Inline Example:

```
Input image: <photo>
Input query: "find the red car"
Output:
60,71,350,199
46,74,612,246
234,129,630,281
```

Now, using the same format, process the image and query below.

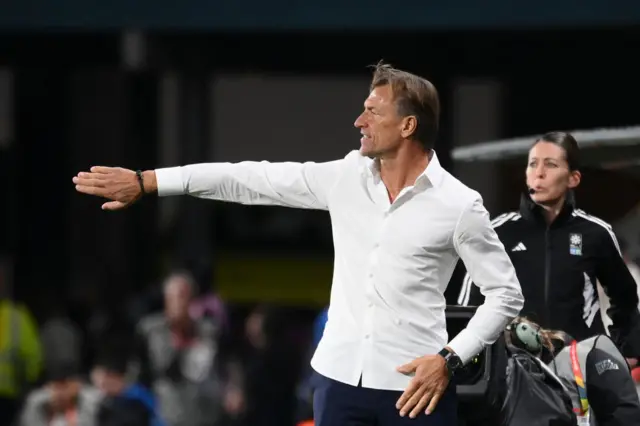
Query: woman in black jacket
455,131,640,362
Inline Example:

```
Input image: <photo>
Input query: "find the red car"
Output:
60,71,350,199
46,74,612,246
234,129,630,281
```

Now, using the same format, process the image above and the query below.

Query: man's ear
400,116,417,139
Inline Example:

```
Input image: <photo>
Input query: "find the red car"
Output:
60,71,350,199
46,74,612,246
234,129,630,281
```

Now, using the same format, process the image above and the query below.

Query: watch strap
438,348,462,378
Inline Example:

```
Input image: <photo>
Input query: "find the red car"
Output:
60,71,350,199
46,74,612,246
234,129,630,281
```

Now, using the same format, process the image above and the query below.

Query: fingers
75,185,108,197
400,387,444,418
73,176,106,188
397,378,447,418
90,166,115,174
396,379,419,411
410,391,433,418
102,201,127,211
72,173,108,197
399,383,428,417
425,389,443,415
396,361,416,374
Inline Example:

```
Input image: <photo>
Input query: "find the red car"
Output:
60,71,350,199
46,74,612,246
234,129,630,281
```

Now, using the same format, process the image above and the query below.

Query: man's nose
354,113,365,128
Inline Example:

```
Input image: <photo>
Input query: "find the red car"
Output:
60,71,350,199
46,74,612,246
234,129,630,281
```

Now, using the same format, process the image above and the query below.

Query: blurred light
121,30,146,71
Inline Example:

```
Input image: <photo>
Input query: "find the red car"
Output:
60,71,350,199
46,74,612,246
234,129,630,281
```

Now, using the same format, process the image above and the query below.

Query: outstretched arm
73,155,350,211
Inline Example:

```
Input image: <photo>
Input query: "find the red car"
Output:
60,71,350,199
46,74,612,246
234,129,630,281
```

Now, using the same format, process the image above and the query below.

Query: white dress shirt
155,150,523,391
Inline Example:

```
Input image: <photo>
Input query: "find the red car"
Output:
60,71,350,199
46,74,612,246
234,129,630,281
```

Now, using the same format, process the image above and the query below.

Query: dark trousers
313,373,457,426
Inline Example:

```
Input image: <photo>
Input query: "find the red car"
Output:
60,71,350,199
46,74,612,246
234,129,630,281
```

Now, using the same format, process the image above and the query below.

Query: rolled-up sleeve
447,197,524,364
154,153,352,210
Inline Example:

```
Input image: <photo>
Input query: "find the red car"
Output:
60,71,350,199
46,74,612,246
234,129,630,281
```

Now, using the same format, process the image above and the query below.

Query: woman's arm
595,230,640,358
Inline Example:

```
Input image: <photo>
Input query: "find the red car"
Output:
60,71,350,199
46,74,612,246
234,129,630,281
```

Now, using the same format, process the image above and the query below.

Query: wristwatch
438,347,463,379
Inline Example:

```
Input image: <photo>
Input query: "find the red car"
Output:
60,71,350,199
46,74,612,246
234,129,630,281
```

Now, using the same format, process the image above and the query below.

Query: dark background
4,27,640,305
0,0,639,325
0,5,639,425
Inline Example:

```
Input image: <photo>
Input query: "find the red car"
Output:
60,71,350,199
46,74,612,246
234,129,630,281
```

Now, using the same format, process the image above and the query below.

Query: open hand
73,166,148,210
395,354,449,418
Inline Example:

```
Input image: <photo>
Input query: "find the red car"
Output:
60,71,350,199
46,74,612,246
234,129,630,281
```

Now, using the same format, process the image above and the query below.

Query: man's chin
359,146,377,159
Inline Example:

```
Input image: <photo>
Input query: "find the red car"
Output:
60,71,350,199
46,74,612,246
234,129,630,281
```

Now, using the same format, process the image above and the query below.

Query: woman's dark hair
532,131,580,171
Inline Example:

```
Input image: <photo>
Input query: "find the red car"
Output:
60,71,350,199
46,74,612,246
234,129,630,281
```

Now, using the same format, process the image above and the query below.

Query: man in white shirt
73,63,523,426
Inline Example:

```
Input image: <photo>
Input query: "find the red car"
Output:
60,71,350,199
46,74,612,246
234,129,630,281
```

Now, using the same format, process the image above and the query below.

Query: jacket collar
519,190,576,227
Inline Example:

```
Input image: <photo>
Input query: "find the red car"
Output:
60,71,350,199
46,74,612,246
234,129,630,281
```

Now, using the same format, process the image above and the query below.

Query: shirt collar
365,150,444,189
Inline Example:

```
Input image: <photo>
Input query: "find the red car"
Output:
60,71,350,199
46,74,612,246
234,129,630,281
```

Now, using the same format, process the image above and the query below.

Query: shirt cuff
446,329,484,365
155,167,185,197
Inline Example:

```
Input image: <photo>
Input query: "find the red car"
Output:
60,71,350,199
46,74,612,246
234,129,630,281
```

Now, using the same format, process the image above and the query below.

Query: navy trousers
313,373,457,426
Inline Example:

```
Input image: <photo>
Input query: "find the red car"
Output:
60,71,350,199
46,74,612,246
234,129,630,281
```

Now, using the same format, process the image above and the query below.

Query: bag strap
570,340,589,415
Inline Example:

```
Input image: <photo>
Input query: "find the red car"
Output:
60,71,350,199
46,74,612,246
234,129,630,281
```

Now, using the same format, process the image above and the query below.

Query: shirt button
369,273,373,278
365,334,370,339
373,242,379,249
368,302,373,308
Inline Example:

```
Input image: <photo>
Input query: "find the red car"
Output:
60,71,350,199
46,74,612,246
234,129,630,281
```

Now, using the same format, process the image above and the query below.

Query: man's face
164,278,192,322
354,84,407,158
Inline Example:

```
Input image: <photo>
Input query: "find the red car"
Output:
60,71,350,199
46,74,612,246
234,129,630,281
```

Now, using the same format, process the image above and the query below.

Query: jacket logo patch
595,359,619,375
570,233,583,256
512,242,527,252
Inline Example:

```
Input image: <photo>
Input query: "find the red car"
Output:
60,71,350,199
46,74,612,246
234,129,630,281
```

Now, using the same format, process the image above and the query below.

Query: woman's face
526,141,580,205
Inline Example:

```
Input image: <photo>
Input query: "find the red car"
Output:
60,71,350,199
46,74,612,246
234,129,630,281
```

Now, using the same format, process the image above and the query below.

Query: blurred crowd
1,234,640,426
0,265,316,426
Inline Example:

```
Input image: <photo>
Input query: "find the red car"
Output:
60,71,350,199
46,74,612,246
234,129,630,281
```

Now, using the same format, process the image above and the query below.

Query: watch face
448,355,462,370
438,349,462,372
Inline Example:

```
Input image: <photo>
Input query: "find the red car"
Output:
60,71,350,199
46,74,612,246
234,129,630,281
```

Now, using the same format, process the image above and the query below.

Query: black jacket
454,192,640,357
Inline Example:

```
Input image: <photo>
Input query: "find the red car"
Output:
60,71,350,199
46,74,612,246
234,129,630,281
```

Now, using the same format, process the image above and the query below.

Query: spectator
234,305,298,426
0,256,43,425
19,361,101,426
295,306,329,424
92,349,163,426
134,271,224,426
40,296,83,383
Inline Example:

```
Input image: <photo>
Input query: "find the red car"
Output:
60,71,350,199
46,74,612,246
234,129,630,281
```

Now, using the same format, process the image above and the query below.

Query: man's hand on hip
73,166,157,211
395,354,449,418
